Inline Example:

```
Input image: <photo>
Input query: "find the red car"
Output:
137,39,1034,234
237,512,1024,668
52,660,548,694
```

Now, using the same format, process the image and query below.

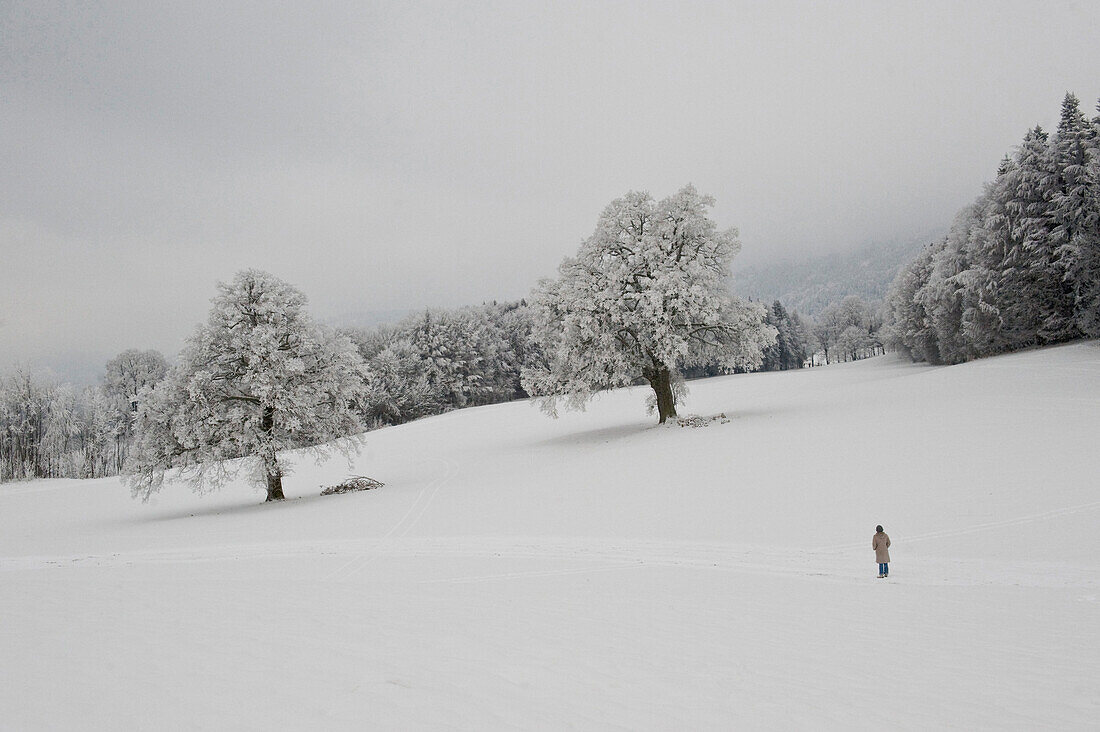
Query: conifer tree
762,301,809,370
1048,93,1093,339
922,205,981,364
960,160,1014,354
1063,98,1100,336
1001,127,1062,344
889,92,1100,362
886,245,939,363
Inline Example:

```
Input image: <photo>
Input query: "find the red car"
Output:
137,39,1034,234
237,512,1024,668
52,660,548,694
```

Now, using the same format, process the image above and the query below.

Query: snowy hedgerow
523,185,775,424
125,270,368,502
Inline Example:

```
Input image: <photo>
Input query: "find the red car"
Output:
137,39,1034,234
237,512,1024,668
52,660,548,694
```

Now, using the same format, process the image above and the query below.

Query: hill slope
2,342,1099,729
731,235,932,313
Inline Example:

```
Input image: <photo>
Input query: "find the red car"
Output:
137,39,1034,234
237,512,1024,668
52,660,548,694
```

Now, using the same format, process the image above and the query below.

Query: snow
3,342,1099,729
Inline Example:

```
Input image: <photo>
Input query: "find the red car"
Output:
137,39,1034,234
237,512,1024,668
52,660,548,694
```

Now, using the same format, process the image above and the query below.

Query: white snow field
2,343,1099,730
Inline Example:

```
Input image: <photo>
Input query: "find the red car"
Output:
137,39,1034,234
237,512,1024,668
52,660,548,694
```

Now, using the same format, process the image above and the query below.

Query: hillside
2,342,1098,729
731,235,935,314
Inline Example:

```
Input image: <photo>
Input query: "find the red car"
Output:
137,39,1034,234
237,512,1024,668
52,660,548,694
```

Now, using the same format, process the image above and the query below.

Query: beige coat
873,532,891,563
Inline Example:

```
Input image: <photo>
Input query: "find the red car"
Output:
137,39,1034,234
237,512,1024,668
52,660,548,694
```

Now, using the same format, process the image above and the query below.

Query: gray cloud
3,0,1100,380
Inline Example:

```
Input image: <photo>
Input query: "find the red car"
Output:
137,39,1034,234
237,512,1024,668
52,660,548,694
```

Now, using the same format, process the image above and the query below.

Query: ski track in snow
322,456,457,582
4,533,1096,589
9,477,1099,589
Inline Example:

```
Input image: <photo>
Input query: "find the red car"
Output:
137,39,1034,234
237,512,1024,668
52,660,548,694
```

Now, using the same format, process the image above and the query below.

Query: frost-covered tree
888,92,1100,363
1051,96,1092,234
959,161,1014,355
919,205,987,365
811,311,840,365
792,310,819,365
1053,96,1100,337
104,349,168,413
102,349,168,472
885,245,940,363
360,337,445,425
45,385,114,479
402,308,510,409
495,301,544,398
1076,102,1100,335
0,369,116,481
1008,126,1077,343
126,270,368,502
835,325,870,362
41,383,78,479
812,295,878,364
0,368,52,481
523,185,774,424
348,301,536,426
762,301,810,371
75,386,114,478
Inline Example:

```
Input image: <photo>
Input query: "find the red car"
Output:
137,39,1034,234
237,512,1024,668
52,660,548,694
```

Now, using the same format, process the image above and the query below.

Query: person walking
873,525,891,578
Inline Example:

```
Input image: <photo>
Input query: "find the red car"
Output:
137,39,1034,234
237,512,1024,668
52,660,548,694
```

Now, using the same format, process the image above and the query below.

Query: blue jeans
878,563,889,576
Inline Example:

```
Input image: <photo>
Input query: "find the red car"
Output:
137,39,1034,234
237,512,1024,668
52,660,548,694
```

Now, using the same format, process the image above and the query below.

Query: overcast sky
3,0,1099,382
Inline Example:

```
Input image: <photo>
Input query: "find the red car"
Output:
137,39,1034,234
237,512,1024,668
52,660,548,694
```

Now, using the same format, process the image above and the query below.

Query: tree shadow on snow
536,406,795,449
137,490,342,524
534,421,659,448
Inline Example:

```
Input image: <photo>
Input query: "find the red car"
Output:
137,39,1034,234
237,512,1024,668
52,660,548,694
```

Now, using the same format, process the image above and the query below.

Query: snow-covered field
2,343,1099,730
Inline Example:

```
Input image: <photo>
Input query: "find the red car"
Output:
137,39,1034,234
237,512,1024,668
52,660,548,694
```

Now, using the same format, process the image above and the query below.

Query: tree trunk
266,469,285,502
260,406,285,501
648,367,677,424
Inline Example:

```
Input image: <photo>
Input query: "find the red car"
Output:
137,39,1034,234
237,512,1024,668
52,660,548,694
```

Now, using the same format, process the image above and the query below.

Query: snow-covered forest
0,351,166,483
887,93,1100,364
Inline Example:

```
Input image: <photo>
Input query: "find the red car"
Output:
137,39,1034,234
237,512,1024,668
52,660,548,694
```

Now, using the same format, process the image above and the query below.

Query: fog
3,0,1099,381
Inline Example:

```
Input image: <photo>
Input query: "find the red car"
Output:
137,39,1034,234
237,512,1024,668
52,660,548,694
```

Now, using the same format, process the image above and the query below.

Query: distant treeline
694,294,885,378
0,351,166,482
887,93,1100,364
343,301,545,427
345,295,883,423
0,305,542,483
